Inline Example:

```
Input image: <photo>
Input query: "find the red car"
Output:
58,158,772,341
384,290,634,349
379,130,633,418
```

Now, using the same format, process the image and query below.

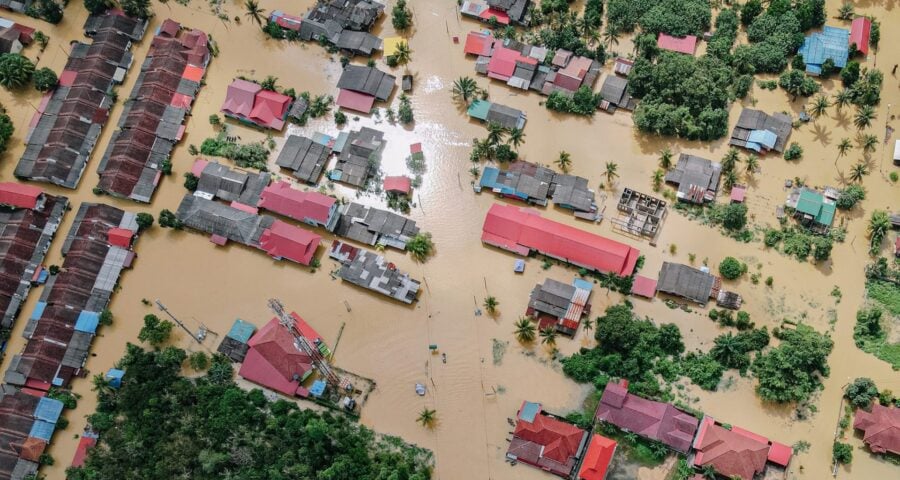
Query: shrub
832,441,852,465
135,213,154,231
783,142,803,161
845,377,879,409
721,203,747,231
32,67,57,91
719,257,743,279
836,184,866,209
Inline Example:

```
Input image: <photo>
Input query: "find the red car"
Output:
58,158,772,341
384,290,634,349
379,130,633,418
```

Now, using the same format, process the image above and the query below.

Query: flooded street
1,1,898,479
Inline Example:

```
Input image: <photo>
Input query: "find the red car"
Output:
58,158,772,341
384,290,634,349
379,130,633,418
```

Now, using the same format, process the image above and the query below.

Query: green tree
721,148,740,173
833,441,852,465
602,28,620,48
744,154,759,176
244,0,265,27
0,54,35,89
417,407,436,428
836,137,852,163
32,67,57,92
604,162,619,185
392,41,411,67
406,232,434,262
837,2,855,21
99,309,113,327
507,127,525,150
514,317,536,343
750,324,834,403
859,133,878,154
722,203,747,231
539,327,558,346
84,0,114,14
260,75,278,91
392,0,412,30
659,148,673,170
836,184,865,209
844,377,879,408
651,169,664,191
188,351,210,371
867,210,890,256
451,76,477,104
0,112,14,154
486,122,505,146
158,209,183,229
483,296,499,316
833,88,852,111
783,142,803,161
853,105,875,130
741,0,763,25
779,69,819,99
138,314,174,348
718,257,743,280
555,151,572,173
398,93,414,124
135,213,154,231
849,162,868,182
808,94,830,120
120,0,152,19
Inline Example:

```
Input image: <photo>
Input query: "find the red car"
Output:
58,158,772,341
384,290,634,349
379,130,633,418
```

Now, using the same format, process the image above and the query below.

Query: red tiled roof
0,182,42,209
850,17,872,55
221,79,262,118
107,227,134,248
383,175,412,194
238,318,314,396
158,19,180,37
854,404,900,455
578,434,616,480
19,437,46,462
258,181,335,225
464,31,494,56
482,204,640,276
692,417,769,480
657,33,698,55
480,8,510,24
182,64,204,83
487,46,536,81
767,441,793,467
730,185,746,203
249,90,291,130
509,401,586,477
71,435,97,468
259,220,321,266
555,56,592,91
596,381,698,452
336,89,376,113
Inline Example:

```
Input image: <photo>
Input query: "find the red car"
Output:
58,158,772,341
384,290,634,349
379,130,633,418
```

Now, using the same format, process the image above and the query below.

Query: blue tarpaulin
573,278,594,292
310,380,327,397
30,301,46,320
106,368,125,389
226,319,256,343
29,420,55,441
479,167,500,189
34,397,63,423
747,129,777,149
74,311,100,334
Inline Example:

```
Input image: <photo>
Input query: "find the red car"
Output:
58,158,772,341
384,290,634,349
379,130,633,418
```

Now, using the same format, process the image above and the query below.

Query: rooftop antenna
267,298,343,389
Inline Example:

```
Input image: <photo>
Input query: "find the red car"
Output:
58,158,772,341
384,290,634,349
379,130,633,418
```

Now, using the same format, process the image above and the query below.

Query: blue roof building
226,319,256,344
745,129,778,152
798,26,850,75
106,368,125,389
310,379,327,397
34,397,64,424
74,311,100,334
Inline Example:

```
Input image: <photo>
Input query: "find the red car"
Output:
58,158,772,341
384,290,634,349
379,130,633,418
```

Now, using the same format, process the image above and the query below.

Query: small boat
415,383,426,396
441,352,447,364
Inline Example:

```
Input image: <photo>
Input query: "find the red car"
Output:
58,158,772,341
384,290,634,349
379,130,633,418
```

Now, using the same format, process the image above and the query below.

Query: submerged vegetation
200,133,271,170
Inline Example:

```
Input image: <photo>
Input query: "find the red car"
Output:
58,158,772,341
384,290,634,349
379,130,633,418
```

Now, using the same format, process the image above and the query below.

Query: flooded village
0,0,898,479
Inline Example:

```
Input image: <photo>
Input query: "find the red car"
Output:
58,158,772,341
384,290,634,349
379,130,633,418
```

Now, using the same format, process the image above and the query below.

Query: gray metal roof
196,161,271,206
332,242,420,304
600,75,631,108
334,203,418,248
730,109,793,152
275,135,331,184
337,65,396,100
528,278,575,319
550,174,594,212
656,262,715,304
664,154,721,203
176,194,270,245
486,103,526,130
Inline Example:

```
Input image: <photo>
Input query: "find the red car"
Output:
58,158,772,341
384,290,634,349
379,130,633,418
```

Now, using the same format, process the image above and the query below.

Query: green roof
466,99,491,121
795,189,835,226
816,202,836,226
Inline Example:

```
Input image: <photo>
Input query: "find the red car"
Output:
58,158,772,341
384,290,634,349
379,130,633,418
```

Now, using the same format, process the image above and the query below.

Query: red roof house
577,434,617,480
507,401,588,478
850,17,872,56
0,182,42,209
259,220,321,266
383,175,412,195
107,227,134,248
70,434,98,468
221,79,261,118
691,417,769,480
258,181,336,228
657,33,698,55
482,204,640,276
158,19,180,37
464,31,494,56
853,404,900,455
555,56,592,92
237,317,315,396
336,88,376,113
488,46,536,81
249,90,291,130
631,275,658,299
595,381,699,453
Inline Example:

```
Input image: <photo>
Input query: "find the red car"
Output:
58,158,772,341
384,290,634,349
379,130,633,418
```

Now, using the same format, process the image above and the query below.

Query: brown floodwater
1,1,898,479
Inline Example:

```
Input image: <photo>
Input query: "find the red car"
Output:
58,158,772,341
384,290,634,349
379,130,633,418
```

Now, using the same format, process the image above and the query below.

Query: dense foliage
200,137,270,170
392,0,411,30
545,86,600,116
68,344,432,480
750,325,833,403
718,257,743,280
733,8,804,74
844,377,879,409
0,54,35,89
32,67,57,92
0,109,13,155
836,184,865,209
607,0,711,36
120,0,153,19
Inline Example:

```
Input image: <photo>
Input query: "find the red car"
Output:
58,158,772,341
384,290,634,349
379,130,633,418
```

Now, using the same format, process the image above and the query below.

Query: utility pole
155,300,201,343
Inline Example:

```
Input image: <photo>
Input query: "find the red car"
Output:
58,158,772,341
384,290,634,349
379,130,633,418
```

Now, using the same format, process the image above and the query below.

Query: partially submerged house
798,26,849,75
15,13,148,189
0,26,22,54
333,202,419,249
664,154,721,204
96,19,211,202
383,176,411,196
615,189,666,238
335,65,395,113
595,380,699,454
657,33,698,55
486,0,529,25
0,390,65,480
785,186,837,234
477,161,554,206
217,319,256,362
850,17,872,56
691,416,793,479
329,127,385,188
656,262,719,306
258,181,339,230
482,204,641,277
460,1,511,26
329,241,420,304
526,277,593,336
576,435,617,480
191,159,271,207
853,403,899,456
238,316,319,397
220,79,292,130
613,57,634,76
507,401,588,478
0,185,67,329
551,174,597,218
466,99,526,130
298,0,384,56
729,109,793,154
274,134,333,185
4,204,139,391
598,74,635,112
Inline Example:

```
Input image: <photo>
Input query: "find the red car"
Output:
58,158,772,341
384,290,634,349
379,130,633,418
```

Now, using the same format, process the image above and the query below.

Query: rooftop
854,404,900,455
596,381,699,453
508,400,587,478
656,262,716,305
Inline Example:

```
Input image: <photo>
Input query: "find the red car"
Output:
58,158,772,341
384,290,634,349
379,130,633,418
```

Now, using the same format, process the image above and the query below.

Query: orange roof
578,434,617,480
182,64,204,83
19,437,46,462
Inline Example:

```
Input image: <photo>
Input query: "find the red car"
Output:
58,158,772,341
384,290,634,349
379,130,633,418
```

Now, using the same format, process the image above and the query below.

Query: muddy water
0,1,898,479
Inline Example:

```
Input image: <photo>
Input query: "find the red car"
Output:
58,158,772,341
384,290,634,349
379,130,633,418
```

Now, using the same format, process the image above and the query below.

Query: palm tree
514,317,536,343
849,162,869,182
417,408,437,428
868,210,890,256
581,318,594,335
604,162,619,185
710,333,743,369
260,75,278,91
854,105,876,130
394,41,412,67
859,133,878,155
809,94,830,120
244,0,266,27
651,169,664,191
602,28,620,48
744,154,759,176
483,296,499,316
451,76,478,104
556,151,572,173
721,147,740,173
539,327,558,346
833,89,852,111
837,2,855,20
486,122,505,146
507,127,525,150
722,169,739,191
836,137,852,163
659,148,673,171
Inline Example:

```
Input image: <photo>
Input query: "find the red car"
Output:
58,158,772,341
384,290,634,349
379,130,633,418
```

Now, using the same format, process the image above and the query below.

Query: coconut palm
659,148,673,171
507,127,525,150
406,232,434,262
604,161,619,185
859,133,878,155
602,28,620,48
837,2,855,20
539,327,558,346
244,0,266,27
260,75,278,91
722,169,739,191
833,89,852,111
514,317,536,343
744,154,759,176
721,147,740,173
849,162,869,182
483,296,499,316
651,169,664,191
710,333,744,370
0,53,35,89
868,210,891,256
854,105,876,130
555,151,572,173
417,408,437,428
451,76,478,104
581,318,594,335
486,122,505,146
836,137,852,163
393,41,412,67
809,94,830,120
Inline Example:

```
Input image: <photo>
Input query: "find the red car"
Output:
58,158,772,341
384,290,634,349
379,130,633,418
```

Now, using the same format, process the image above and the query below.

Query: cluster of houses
509,380,794,480
463,31,601,97
639,261,742,310
460,0,530,27
797,17,872,75
329,241,420,304
476,160,598,220
15,13,148,189
96,19,211,202
269,0,385,56
0,200,140,480
0,15,34,54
